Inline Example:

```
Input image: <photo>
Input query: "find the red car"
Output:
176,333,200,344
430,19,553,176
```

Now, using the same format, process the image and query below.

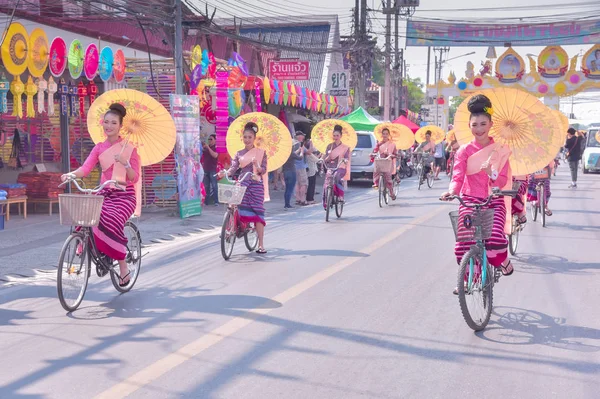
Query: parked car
582,128,600,174
350,131,377,181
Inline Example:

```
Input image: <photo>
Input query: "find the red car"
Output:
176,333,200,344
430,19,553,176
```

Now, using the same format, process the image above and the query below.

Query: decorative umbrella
311,119,357,153
98,46,114,82
49,37,67,77
374,122,415,151
446,129,457,142
454,88,564,176
191,45,202,70
113,49,126,83
87,89,176,166
551,109,569,136
84,43,99,80
226,112,293,172
68,39,84,79
415,125,445,144
1,22,29,76
28,28,49,78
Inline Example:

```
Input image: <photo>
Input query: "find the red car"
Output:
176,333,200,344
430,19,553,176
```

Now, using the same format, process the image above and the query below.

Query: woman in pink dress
441,95,514,295
62,104,140,287
371,128,398,200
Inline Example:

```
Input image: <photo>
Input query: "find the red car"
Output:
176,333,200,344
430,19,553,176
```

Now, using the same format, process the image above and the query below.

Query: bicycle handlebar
59,176,124,194
440,188,518,208
217,171,253,184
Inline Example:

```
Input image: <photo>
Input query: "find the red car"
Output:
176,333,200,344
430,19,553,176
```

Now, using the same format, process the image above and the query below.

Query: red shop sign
268,60,310,80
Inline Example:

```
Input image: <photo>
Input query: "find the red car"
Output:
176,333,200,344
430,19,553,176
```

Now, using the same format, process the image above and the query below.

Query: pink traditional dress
227,147,268,225
322,141,349,208
79,138,141,260
373,140,397,192
449,138,512,268
526,162,552,206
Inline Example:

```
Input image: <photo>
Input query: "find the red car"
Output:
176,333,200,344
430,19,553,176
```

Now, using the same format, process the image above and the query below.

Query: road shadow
224,248,369,264
478,306,600,353
515,253,600,275
545,221,600,232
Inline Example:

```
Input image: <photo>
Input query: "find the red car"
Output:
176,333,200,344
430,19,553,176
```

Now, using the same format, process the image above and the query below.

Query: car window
587,130,600,148
356,134,373,149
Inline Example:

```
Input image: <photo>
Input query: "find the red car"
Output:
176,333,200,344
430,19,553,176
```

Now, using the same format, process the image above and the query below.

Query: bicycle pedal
494,269,502,283
96,264,109,278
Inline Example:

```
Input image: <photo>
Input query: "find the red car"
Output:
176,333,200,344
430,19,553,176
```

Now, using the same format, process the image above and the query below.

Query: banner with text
406,19,600,47
268,60,310,80
170,94,203,219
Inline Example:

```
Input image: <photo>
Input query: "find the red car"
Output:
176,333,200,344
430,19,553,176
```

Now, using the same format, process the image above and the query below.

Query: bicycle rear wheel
393,175,401,197
325,186,333,222
530,198,538,222
220,211,236,260
508,216,519,256
57,233,90,312
417,165,423,190
427,171,434,188
378,176,384,208
244,223,259,251
110,221,142,293
335,196,344,218
540,185,546,227
457,247,493,331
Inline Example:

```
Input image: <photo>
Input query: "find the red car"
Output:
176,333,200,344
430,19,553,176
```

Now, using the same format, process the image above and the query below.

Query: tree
404,77,425,114
449,96,466,125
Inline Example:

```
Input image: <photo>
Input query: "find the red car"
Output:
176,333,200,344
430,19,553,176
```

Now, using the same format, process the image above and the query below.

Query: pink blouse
80,139,141,186
449,138,510,198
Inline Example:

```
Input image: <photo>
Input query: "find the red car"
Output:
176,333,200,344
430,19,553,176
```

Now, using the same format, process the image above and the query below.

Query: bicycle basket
218,183,247,205
512,180,524,191
374,158,393,173
448,208,495,242
59,194,104,227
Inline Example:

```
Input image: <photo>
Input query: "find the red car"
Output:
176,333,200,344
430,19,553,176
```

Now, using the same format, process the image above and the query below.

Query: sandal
256,248,267,254
501,260,514,276
119,272,131,287
545,209,553,216
517,215,527,225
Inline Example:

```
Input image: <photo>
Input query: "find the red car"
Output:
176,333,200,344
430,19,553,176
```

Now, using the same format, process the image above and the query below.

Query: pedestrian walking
565,127,582,188
294,132,309,206
202,134,219,205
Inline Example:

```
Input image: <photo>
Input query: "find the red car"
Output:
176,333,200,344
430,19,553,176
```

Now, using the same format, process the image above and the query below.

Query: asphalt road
1,168,599,399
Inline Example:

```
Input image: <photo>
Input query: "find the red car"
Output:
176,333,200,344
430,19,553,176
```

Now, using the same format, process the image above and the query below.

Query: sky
192,0,600,121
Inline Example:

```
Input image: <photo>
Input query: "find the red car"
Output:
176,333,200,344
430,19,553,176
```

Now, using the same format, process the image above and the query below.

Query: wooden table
28,198,60,216
0,196,28,221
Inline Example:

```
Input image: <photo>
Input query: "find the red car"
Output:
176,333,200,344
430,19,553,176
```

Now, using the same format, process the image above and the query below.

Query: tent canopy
393,115,419,133
340,107,380,131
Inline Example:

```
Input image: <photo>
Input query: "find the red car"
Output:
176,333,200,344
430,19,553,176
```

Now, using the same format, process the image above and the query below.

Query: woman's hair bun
244,121,259,133
108,103,127,118
467,94,492,115
333,124,343,133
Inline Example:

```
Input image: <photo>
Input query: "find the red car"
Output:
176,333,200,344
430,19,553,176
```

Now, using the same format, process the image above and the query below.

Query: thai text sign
406,19,600,47
269,60,310,80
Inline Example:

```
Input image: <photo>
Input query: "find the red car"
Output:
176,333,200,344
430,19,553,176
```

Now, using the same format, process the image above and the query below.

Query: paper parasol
191,45,202,69
98,46,114,82
28,28,49,78
454,88,564,176
84,43,99,80
226,112,293,172
446,129,457,142
49,37,67,77
113,49,126,83
415,125,445,144
67,39,84,79
374,122,415,151
1,22,29,76
87,89,176,166
551,109,569,135
311,119,357,153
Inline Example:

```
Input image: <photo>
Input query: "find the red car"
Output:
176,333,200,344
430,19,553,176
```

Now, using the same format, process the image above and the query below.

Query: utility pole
383,0,392,120
394,10,400,118
426,46,431,88
356,0,367,110
174,0,184,94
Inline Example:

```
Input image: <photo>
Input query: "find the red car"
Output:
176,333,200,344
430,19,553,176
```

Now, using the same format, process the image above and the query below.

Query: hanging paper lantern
473,77,483,87
215,69,229,153
278,81,284,105
25,76,36,118
47,76,57,116
273,79,279,105
263,77,271,104
37,77,47,114
208,52,217,79
457,81,467,90
10,76,25,118
77,81,87,116
58,79,69,116
0,75,9,113
68,81,78,117
228,66,246,88
87,80,98,104
201,49,209,76
554,81,567,95
283,82,289,106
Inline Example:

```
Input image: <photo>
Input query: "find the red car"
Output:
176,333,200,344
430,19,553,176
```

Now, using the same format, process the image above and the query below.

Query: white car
582,128,600,174
350,131,378,180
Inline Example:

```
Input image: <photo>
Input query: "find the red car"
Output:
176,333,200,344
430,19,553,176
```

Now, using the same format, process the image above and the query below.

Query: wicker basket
218,184,247,205
449,208,495,242
374,158,393,173
59,194,104,227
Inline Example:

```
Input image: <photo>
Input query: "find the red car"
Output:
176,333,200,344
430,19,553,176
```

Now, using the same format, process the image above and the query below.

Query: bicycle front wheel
417,166,423,190
220,211,236,260
394,175,401,197
325,186,333,222
427,171,434,188
530,198,538,222
508,216,519,256
378,176,384,208
540,185,546,227
57,233,90,312
110,221,142,293
457,247,494,331
335,196,344,218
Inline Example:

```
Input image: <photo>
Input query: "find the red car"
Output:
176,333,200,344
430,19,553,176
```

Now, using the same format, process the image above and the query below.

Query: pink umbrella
393,115,419,133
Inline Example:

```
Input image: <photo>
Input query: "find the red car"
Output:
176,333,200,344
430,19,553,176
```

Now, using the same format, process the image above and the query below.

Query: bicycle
374,155,400,207
446,151,455,177
397,151,414,179
508,180,526,256
415,153,434,190
57,178,142,312
218,172,259,260
442,188,518,331
323,162,345,222
529,167,550,228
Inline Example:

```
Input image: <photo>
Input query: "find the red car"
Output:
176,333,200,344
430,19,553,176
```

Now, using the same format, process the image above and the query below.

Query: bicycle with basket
374,155,400,208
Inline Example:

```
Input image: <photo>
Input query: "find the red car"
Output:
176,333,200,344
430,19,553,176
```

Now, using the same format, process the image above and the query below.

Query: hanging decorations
538,46,568,78
254,79,262,112
58,79,69,116
263,77,271,104
87,81,98,104
113,49,126,83
84,43,99,80
208,52,217,79
10,76,24,118
25,76,37,118
37,77,47,114
99,46,114,82
0,75,9,113
191,45,202,70
215,69,229,153
78,81,88,116
49,37,67,77
68,81,78,117
47,77,57,116
283,82,289,105
28,28,49,78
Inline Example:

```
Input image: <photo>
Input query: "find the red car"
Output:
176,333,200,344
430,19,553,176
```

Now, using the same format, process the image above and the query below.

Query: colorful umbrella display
1,22,29,76
68,39,84,79
113,49,126,83
415,125,445,144
311,119,357,153
374,122,415,151
226,112,293,172
98,46,114,82
28,28,49,78
84,43,99,80
87,89,176,166
49,37,67,77
191,45,202,70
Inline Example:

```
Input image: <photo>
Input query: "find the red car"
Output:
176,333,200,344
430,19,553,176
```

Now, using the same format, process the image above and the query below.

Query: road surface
1,168,599,399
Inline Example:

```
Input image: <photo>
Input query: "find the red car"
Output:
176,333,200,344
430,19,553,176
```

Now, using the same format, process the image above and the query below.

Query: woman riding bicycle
61,104,140,287
526,160,554,217
218,122,268,254
322,124,350,209
371,127,398,200
415,131,435,181
441,94,514,294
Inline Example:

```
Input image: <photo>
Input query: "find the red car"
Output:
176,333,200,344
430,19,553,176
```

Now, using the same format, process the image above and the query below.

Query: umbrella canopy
84,43,99,80
392,115,419,133
454,88,564,176
28,28,49,78
226,112,293,172
48,37,67,77
311,119,357,153
1,22,29,76
374,122,415,150
416,125,445,144
87,89,176,166
68,39,84,79
341,107,380,131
